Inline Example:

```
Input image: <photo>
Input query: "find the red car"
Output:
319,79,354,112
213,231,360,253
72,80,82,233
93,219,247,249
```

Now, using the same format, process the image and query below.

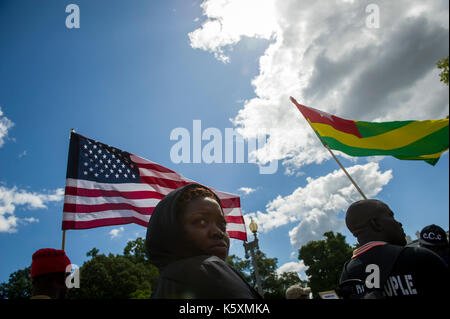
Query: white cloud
0,186,64,233
238,187,257,195
190,0,449,170
277,260,308,279
18,150,27,158
188,0,278,63
109,227,125,239
0,107,14,148
245,162,393,249
22,217,39,224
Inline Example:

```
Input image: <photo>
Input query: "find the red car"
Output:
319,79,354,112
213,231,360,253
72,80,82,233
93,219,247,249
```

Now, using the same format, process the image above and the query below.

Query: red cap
31,248,71,279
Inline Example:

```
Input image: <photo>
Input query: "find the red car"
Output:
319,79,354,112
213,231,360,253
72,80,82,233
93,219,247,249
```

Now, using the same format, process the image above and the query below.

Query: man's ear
369,218,382,232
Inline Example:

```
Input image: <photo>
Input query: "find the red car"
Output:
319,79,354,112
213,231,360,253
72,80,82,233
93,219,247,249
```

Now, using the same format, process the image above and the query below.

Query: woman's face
180,196,230,261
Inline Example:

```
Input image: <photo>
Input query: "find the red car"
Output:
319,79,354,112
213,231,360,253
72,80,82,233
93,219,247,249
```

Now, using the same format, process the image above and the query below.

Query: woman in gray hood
145,183,262,299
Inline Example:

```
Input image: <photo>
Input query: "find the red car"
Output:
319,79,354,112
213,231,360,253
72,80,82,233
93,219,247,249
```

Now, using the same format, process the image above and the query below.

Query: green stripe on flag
355,121,414,138
320,125,449,165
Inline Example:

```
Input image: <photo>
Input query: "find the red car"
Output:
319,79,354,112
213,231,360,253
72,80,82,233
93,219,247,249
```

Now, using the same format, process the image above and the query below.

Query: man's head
419,224,448,247
31,248,71,299
419,224,449,257
345,199,406,246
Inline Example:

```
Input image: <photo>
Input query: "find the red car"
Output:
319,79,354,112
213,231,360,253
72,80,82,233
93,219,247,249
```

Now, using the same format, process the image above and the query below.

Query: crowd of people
29,183,449,299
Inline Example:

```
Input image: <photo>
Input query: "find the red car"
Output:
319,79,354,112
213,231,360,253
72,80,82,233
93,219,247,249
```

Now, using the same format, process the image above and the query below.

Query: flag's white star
313,107,334,121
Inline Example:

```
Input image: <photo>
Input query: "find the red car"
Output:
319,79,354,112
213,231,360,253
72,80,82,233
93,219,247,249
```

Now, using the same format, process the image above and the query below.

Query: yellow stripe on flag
397,151,447,160
310,119,448,151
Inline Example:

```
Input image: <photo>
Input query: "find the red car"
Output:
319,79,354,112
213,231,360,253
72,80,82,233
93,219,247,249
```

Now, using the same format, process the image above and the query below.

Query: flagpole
323,143,367,200
62,128,75,251
62,230,66,251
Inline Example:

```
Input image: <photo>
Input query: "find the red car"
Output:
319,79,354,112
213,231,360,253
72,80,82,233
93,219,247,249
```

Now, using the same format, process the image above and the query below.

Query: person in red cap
30,248,72,299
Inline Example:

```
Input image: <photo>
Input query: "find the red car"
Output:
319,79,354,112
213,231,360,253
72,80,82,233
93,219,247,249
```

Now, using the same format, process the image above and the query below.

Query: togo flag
290,97,449,166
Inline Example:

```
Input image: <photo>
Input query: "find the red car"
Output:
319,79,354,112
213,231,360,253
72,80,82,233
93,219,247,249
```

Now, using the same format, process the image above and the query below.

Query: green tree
87,247,99,258
437,56,449,86
68,238,159,299
228,252,307,299
0,238,158,299
298,231,353,298
0,267,32,299
123,237,147,263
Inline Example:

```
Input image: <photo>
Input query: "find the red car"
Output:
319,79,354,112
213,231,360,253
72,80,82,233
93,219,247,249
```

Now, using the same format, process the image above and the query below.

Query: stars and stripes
62,132,247,241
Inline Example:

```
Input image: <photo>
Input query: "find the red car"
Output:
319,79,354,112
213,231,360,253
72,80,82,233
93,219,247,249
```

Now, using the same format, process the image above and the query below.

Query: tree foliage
0,238,159,299
0,267,32,299
298,231,353,298
437,56,449,86
68,238,158,299
228,251,307,299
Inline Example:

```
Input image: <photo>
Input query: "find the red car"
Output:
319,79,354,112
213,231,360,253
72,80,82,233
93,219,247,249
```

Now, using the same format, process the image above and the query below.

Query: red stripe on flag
140,176,191,190
226,215,245,224
290,97,362,138
133,161,177,174
63,218,246,241
220,197,241,208
62,217,148,230
65,186,165,200
63,203,154,215
227,231,248,241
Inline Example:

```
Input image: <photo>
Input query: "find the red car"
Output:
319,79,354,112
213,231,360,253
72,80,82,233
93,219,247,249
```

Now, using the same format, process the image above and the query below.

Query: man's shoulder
366,244,443,262
342,244,411,279
397,245,448,267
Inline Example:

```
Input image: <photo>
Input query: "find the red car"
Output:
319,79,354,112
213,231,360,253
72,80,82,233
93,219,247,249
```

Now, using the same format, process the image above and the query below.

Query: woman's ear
369,218,382,232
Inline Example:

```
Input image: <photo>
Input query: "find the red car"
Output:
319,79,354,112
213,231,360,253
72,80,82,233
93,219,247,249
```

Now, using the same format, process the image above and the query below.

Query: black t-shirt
340,244,449,298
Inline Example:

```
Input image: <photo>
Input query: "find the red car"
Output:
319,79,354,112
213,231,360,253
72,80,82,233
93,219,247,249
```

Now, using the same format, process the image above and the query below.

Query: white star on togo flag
312,107,334,121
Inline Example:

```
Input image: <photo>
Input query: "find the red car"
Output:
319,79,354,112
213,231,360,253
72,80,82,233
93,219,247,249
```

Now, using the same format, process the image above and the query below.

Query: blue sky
0,0,448,284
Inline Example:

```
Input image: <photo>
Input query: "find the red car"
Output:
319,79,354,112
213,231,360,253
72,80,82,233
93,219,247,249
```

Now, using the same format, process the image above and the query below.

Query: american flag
62,132,247,241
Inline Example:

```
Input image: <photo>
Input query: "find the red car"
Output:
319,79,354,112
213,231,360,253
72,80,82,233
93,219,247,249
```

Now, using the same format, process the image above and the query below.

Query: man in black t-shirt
339,199,448,299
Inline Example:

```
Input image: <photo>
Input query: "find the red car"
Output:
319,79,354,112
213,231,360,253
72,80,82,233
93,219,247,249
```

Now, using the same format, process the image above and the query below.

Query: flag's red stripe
138,177,241,208
290,97,362,138
62,215,245,227
140,176,191,190
133,161,177,174
62,217,147,230
221,197,240,208
64,186,165,200
63,198,240,214
226,215,245,224
62,218,246,241
63,203,154,215
65,192,239,210
227,231,247,241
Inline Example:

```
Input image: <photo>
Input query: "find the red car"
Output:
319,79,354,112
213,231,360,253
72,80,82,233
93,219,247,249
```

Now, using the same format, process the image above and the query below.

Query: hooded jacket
145,183,262,299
